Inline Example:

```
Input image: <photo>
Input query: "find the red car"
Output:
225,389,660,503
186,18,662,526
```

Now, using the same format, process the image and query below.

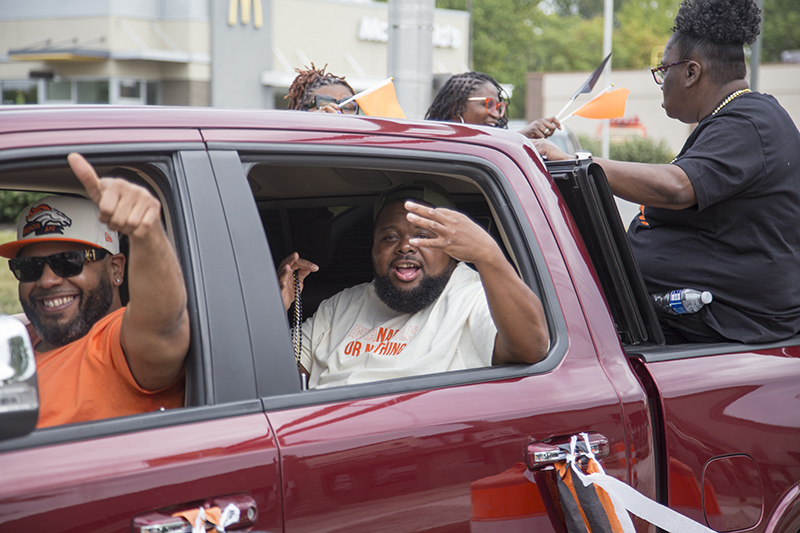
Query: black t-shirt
628,91,800,343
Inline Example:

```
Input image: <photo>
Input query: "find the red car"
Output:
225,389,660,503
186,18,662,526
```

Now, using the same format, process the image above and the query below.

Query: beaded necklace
712,88,751,116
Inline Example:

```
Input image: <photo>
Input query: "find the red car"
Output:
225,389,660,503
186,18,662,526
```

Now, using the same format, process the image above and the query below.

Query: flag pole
554,53,612,121
338,77,393,108
560,84,615,124
555,97,578,123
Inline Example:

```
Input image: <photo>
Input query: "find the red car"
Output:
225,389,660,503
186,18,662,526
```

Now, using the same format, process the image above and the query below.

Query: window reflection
120,80,141,99
1,81,38,105
77,80,109,104
46,80,72,101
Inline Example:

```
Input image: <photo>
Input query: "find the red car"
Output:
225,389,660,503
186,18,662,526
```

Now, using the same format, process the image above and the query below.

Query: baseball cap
373,181,456,221
0,195,120,259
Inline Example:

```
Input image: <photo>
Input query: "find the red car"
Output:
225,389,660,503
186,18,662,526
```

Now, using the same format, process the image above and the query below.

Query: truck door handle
525,432,609,471
132,493,259,533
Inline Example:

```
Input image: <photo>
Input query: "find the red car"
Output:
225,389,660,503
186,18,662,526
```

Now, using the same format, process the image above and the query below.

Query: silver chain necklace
292,270,307,389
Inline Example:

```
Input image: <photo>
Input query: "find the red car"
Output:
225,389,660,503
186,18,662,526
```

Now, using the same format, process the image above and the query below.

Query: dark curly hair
285,63,355,110
425,71,509,129
671,0,761,84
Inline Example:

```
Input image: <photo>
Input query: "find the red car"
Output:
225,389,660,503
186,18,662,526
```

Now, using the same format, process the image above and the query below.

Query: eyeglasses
651,60,690,85
466,97,507,117
309,95,359,115
8,249,109,283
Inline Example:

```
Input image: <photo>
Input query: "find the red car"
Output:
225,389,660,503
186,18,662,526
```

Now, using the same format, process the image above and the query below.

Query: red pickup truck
0,106,797,533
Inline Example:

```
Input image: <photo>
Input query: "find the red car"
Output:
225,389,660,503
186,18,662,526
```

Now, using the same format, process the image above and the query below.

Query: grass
0,229,22,316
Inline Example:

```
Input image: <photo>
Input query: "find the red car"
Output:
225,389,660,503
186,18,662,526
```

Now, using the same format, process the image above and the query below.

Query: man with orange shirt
0,153,190,427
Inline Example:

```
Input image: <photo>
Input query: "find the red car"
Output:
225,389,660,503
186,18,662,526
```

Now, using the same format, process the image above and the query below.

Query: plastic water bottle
651,289,713,315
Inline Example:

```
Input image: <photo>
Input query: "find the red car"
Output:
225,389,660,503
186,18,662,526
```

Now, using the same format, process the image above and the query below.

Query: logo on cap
22,204,73,238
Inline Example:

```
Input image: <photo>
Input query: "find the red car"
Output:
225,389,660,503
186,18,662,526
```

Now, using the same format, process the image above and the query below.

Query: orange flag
346,78,406,119
572,87,630,119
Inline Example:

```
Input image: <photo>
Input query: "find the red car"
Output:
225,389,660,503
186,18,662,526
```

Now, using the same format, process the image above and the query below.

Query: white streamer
191,507,206,533
567,432,714,533
218,503,241,530
567,433,636,533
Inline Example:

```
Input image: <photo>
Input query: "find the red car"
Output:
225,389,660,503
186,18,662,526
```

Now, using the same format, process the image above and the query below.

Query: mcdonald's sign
228,0,263,28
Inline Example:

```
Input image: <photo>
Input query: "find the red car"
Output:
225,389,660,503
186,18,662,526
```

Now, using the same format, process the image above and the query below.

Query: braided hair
425,72,509,129
285,63,355,110
671,0,761,84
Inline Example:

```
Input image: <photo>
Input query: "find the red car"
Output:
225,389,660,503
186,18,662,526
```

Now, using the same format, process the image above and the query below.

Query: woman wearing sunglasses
285,63,359,115
425,71,560,139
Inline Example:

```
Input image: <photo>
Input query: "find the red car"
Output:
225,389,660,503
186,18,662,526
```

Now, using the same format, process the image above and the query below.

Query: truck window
546,159,665,346
0,158,194,429
245,158,551,386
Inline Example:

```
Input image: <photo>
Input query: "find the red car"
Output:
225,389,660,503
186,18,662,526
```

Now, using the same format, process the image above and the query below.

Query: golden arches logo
228,0,263,28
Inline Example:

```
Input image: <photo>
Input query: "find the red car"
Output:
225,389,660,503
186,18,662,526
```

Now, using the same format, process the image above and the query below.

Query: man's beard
374,264,456,314
22,275,114,349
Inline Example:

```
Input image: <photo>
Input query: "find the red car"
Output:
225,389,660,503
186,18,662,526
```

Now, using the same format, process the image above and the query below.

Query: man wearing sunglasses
0,153,190,427
534,0,800,345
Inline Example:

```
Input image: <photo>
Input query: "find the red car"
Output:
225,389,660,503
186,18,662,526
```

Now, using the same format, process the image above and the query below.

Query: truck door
546,155,800,532
634,347,800,532
0,141,284,533
204,135,652,532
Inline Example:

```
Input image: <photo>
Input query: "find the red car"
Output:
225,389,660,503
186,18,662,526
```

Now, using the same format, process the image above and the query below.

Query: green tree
762,0,800,62
435,0,798,117
435,0,677,116
538,0,605,18
453,0,547,117
0,191,46,224
437,0,607,117
613,0,678,69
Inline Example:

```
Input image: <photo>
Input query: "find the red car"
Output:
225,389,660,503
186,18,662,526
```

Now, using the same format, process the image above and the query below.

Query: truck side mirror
0,315,38,440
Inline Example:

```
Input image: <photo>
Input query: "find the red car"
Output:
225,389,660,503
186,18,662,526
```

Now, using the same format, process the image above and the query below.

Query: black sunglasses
9,249,109,283
309,95,359,114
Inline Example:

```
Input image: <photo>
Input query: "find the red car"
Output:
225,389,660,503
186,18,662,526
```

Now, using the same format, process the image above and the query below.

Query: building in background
0,0,469,116
0,0,211,107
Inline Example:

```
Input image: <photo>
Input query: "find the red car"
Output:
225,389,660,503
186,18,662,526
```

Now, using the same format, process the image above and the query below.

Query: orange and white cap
0,195,119,259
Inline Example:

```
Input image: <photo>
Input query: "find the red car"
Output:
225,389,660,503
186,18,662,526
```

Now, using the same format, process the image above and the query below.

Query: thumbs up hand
67,152,162,241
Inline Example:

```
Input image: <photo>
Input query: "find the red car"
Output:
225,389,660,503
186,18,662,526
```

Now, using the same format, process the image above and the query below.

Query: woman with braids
285,63,358,115
425,71,561,139
536,0,800,345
